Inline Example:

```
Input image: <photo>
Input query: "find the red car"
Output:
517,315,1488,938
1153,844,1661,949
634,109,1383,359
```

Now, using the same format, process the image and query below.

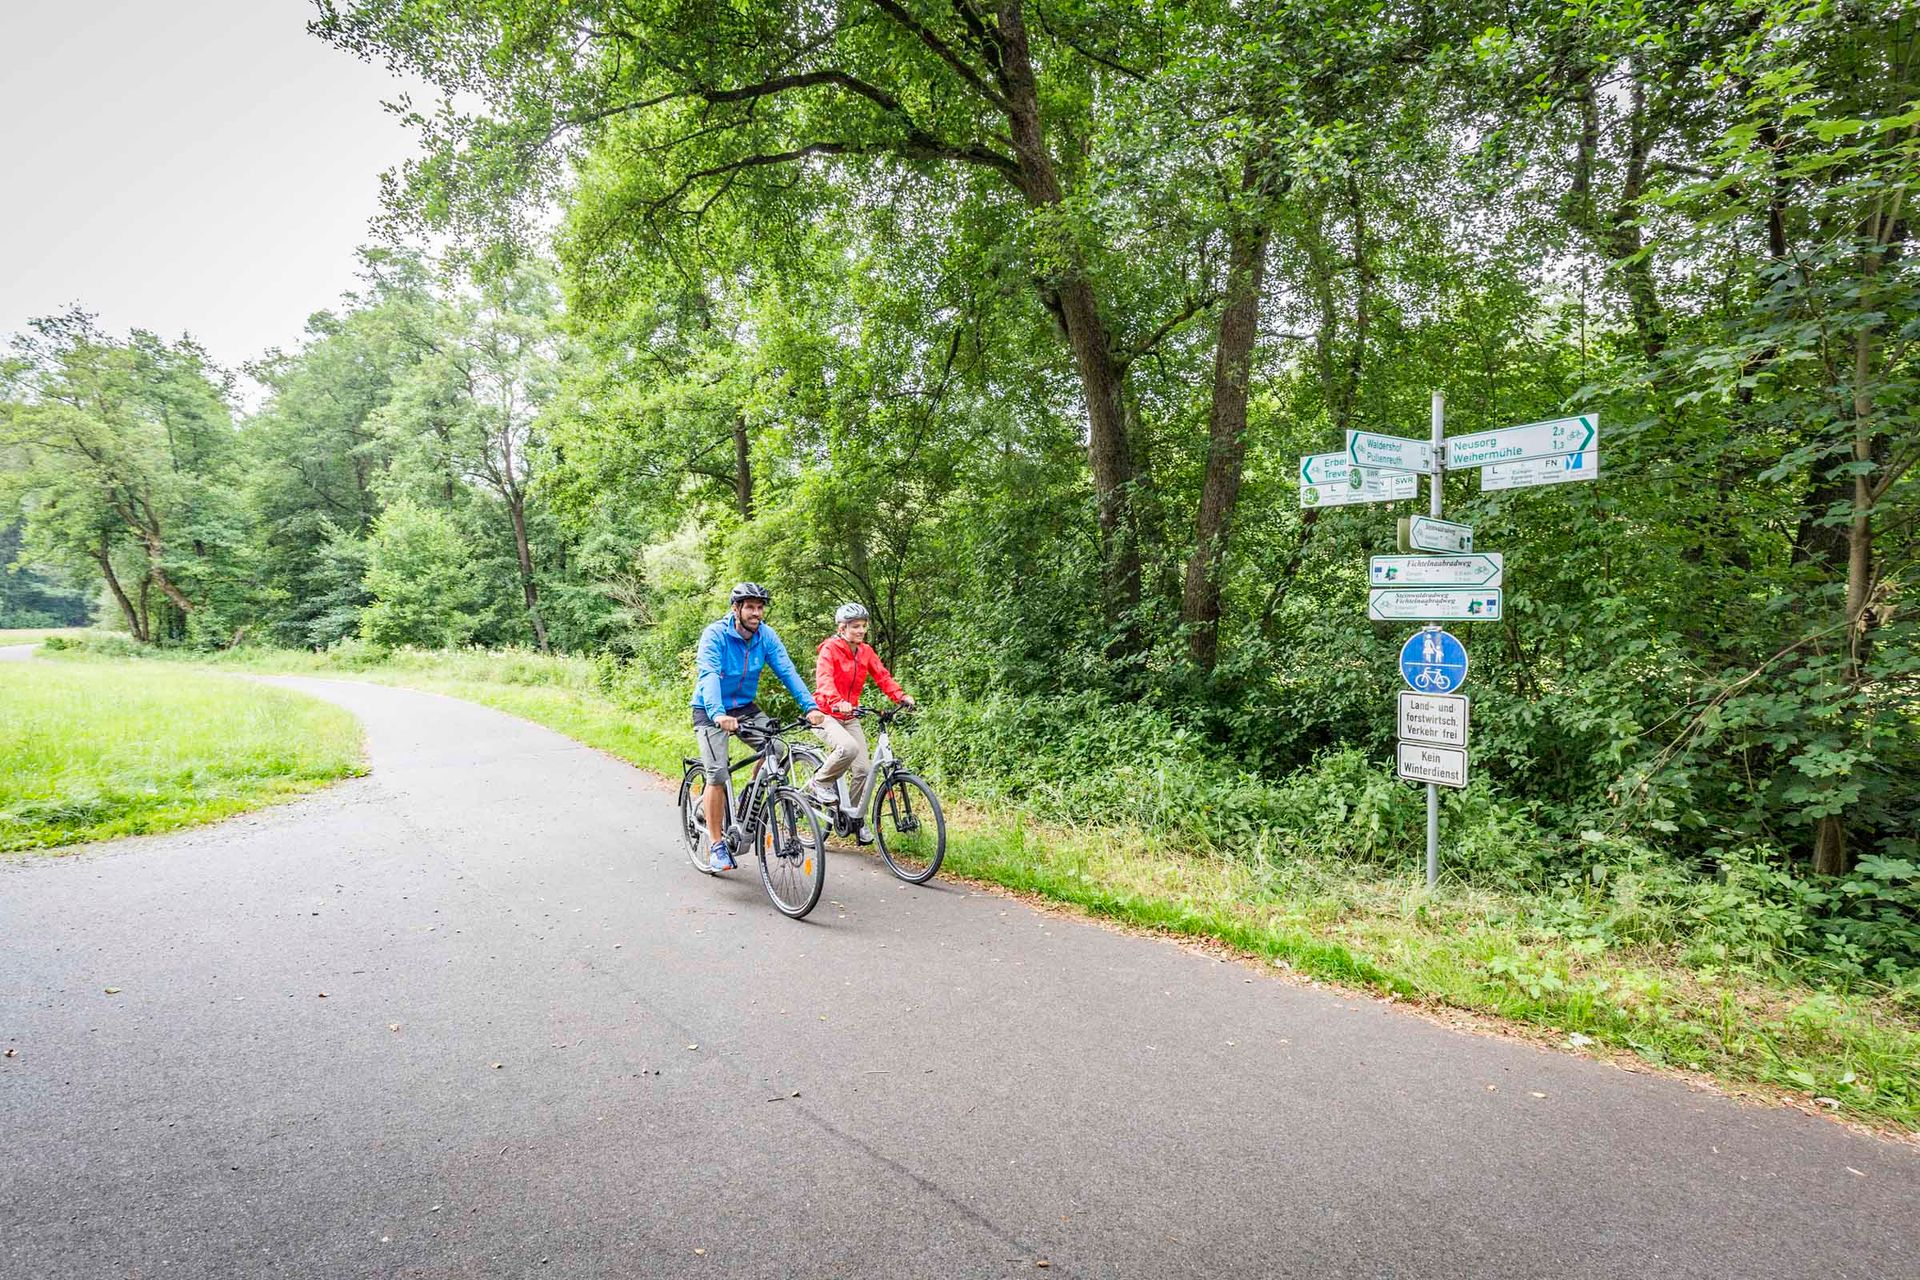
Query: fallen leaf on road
492,1062,504,1070
687,1044,699,1051
1037,1261,1051,1269
389,1023,402,1032
694,1248,706,1256
1485,1084,1496,1092
1846,1167,1866,1177
4,1048,15,1058
317,992,329,999
104,988,121,995
1530,1091,1546,1098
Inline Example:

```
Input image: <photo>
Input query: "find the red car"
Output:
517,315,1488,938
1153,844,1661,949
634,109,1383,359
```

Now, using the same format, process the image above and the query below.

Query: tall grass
0,661,364,852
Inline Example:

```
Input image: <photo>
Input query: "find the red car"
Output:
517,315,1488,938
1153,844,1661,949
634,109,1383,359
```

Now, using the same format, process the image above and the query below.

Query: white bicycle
791,708,946,884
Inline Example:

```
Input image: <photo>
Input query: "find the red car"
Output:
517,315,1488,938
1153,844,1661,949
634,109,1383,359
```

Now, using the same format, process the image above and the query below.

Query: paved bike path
2,678,1914,1279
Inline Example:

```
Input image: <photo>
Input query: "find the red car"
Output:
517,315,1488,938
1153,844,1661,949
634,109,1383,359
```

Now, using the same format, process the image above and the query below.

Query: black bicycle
677,719,827,919
791,708,946,884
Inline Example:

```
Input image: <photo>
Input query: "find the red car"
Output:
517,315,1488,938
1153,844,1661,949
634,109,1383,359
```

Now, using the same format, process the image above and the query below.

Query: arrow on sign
1443,415,1597,470
1370,553,1503,588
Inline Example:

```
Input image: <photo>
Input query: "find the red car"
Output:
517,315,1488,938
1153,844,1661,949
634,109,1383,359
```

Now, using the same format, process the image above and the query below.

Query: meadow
0,657,363,852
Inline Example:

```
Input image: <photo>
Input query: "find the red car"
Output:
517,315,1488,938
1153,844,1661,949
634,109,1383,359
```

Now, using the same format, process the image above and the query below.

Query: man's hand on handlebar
716,714,741,733
806,709,827,726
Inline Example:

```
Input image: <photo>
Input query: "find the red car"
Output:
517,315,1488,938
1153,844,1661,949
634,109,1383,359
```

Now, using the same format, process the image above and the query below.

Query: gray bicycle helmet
834,602,869,624
729,581,773,606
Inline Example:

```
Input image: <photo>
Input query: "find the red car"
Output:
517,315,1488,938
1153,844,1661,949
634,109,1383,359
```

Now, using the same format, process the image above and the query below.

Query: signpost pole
1426,390,1443,890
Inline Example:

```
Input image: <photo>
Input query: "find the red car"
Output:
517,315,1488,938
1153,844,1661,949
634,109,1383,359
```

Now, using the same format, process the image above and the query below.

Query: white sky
0,1,429,382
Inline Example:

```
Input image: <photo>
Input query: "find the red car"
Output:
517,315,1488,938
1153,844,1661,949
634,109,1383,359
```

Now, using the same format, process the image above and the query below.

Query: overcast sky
1,1,428,381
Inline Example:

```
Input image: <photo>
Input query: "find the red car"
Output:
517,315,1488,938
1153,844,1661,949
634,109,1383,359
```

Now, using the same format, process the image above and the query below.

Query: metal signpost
1322,395,1598,888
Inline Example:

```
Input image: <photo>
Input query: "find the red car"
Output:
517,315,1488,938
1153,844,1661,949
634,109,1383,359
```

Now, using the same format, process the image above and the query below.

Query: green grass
0,660,364,852
40,638,1920,1131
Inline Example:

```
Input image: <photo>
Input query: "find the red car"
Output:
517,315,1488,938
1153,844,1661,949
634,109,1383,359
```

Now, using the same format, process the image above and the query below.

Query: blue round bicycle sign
1400,628,1467,693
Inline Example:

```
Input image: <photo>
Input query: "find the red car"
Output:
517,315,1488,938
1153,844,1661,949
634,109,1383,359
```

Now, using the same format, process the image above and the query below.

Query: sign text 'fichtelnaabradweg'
1300,401,1600,887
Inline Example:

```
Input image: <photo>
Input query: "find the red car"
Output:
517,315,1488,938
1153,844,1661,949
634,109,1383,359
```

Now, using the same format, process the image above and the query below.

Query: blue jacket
691,616,818,719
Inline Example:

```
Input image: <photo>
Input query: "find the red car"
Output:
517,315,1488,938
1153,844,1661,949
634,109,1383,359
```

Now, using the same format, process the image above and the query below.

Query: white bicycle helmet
834,602,870,624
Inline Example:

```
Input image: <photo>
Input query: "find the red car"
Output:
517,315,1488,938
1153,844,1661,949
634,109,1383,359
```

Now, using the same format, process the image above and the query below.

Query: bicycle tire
873,771,945,883
756,785,827,918
677,766,720,875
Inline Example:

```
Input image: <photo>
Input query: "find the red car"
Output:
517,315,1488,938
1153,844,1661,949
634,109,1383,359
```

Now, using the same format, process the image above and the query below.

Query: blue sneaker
708,839,737,873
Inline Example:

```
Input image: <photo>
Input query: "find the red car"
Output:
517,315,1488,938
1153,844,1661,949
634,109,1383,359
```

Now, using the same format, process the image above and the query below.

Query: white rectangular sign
1397,742,1469,788
1299,453,1419,507
1347,430,1436,475
1399,692,1469,748
1480,450,1600,492
1408,516,1472,553
1444,414,1597,470
1369,588,1503,622
1370,553,1503,589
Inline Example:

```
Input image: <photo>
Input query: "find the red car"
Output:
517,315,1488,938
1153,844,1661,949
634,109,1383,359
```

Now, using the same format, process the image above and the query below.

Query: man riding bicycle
692,582,827,872
807,602,916,842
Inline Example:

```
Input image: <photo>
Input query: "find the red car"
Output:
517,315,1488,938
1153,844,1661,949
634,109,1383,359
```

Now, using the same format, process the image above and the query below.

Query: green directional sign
1443,414,1597,470
1480,450,1599,491
1346,429,1435,474
1368,588,1503,622
1407,516,1472,553
1369,553,1503,588
1299,452,1419,507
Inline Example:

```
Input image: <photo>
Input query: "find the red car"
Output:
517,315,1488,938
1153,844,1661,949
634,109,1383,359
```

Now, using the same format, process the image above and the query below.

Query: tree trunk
995,0,1140,613
93,545,146,642
732,414,754,519
1181,218,1271,669
507,494,551,653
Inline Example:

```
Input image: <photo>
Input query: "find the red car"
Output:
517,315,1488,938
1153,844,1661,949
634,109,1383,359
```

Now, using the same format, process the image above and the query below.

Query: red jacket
814,635,906,721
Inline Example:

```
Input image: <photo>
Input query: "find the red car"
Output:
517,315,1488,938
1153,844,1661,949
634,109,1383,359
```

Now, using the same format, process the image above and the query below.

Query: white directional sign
1299,453,1418,507
1408,516,1472,553
1481,450,1599,492
1370,553,1503,589
1399,692,1469,748
1398,742,1468,788
1369,588,1503,622
1347,430,1436,475
1444,414,1597,470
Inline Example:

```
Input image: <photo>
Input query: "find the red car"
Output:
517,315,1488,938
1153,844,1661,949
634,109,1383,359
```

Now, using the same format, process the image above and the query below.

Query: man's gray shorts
693,704,776,782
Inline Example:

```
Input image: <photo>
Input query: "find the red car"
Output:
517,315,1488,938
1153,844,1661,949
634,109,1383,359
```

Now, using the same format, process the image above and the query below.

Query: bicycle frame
704,723,802,852
815,711,901,825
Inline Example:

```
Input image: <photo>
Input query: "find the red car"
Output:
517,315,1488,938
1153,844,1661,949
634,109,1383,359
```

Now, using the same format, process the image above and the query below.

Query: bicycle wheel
872,770,945,883
756,786,827,919
677,766,719,875
787,743,827,797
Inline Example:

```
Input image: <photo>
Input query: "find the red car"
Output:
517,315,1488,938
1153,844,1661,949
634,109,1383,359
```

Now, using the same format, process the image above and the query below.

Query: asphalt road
3,677,1915,1279
0,643,35,661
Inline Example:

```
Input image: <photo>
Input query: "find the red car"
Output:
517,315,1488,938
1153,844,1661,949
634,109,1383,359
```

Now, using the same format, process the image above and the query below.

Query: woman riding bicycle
806,603,916,843
691,582,827,872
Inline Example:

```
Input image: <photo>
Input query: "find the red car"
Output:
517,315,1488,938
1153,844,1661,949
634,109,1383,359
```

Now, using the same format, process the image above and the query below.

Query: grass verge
0,659,364,852
40,638,1920,1132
